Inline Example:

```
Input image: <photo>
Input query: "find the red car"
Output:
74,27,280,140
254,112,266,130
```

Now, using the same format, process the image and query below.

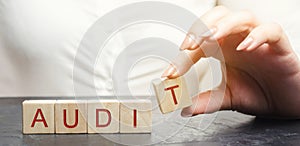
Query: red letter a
31,108,48,127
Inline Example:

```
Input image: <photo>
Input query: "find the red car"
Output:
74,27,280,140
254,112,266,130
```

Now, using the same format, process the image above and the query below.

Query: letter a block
23,100,56,134
55,100,87,133
152,77,192,114
120,100,152,133
87,100,119,133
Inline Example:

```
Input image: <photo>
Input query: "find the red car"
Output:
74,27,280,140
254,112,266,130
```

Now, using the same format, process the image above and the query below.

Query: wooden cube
87,100,119,133
55,100,87,133
152,77,192,114
23,100,56,134
120,100,152,133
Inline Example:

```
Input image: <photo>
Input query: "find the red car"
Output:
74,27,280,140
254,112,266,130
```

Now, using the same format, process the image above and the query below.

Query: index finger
162,6,230,79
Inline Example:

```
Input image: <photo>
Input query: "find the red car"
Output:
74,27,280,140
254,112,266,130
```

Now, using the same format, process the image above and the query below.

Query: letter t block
152,77,192,114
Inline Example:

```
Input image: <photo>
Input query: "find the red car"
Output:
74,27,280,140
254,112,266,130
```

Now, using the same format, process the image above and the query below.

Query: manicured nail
245,41,259,51
202,27,217,38
167,70,179,79
236,37,253,51
180,33,196,51
181,108,193,117
161,65,176,78
180,28,216,51
208,27,219,40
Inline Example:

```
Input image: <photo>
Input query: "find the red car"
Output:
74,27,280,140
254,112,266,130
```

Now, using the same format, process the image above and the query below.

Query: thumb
181,87,232,117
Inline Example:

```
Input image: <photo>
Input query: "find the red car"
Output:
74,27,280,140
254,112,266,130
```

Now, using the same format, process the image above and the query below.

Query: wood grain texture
87,100,119,133
120,100,152,133
55,100,87,133
23,100,56,134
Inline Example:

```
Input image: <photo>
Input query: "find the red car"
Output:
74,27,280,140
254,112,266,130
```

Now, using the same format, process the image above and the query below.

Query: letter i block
22,100,56,134
55,100,87,133
152,77,192,114
120,100,152,133
87,100,119,133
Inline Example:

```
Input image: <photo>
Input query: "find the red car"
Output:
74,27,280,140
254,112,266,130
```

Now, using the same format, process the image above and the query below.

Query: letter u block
87,100,119,133
152,77,192,114
55,100,87,133
23,100,56,134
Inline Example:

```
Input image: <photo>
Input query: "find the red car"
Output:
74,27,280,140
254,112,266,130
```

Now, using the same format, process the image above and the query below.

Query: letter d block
55,100,87,133
120,100,152,133
152,77,192,114
22,100,56,134
87,100,119,133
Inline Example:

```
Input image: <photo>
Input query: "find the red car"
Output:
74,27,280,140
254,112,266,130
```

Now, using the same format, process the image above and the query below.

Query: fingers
236,23,290,54
161,51,196,78
163,9,260,79
162,6,230,78
181,10,259,51
181,86,232,117
180,6,230,51
211,11,259,40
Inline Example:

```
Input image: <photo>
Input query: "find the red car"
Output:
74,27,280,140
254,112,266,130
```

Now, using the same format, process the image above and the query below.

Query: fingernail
236,37,253,51
190,40,200,49
181,107,193,117
167,70,179,79
208,27,219,40
202,27,217,38
245,41,259,51
161,65,176,78
180,33,196,51
179,48,185,51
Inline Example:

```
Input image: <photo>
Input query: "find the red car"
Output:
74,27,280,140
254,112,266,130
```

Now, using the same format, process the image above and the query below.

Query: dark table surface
1,97,300,146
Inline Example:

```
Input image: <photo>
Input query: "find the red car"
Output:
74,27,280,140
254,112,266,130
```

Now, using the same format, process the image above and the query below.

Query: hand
162,6,300,118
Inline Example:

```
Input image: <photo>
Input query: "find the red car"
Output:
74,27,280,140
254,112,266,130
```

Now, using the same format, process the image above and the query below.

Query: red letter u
63,109,79,128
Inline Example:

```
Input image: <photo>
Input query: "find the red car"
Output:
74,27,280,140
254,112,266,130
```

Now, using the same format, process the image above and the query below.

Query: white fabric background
0,0,216,97
0,0,299,97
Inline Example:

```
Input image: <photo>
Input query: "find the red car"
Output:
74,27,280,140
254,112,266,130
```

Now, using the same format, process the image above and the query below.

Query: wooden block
55,100,87,133
120,100,152,133
152,76,192,114
23,100,56,134
87,100,119,133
